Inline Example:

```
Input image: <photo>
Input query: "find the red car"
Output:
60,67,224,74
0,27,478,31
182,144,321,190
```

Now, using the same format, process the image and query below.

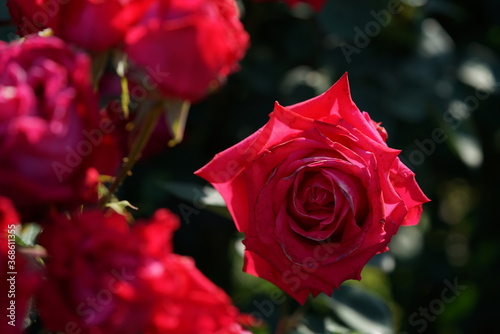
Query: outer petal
195,121,274,232
243,250,311,304
288,73,385,144
390,159,431,226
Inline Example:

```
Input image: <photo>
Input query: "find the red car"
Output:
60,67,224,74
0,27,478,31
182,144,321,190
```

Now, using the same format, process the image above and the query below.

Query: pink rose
7,0,152,52
134,209,250,334
125,0,249,101
37,209,154,334
0,36,117,218
195,74,430,303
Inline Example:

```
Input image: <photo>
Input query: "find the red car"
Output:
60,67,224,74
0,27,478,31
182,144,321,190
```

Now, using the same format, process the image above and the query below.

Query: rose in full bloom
254,0,327,11
125,0,249,101
0,36,118,218
36,209,154,334
195,74,430,303
0,197,41,334
134,209,250,334
7,0,152,52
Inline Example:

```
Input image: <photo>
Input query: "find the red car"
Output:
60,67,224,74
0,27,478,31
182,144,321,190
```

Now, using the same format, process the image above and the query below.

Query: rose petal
390,160,431,226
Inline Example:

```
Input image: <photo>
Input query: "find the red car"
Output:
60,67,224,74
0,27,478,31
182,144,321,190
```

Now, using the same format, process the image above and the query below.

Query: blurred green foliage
1,0,499,333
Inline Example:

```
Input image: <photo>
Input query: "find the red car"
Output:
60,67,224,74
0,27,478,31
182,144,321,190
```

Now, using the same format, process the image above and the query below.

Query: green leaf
164,98,190,147
321,285,394,334
287,314,358,334
14,235,27,247
162,181,231,219
290,324,317,334
16,223,41,247
323,318,354,333
91,51,110,89
98,182,111,200
98,174,115,183
105,200,138,216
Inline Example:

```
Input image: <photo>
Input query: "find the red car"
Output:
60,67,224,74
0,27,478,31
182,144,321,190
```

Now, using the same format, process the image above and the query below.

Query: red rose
195,74,430,304
5,0,47,37
125,0,249,101
254,0,327,11
7,0,152,52
37,209,154,334
0,36,118,218
135,209,250,334
0,197,41,334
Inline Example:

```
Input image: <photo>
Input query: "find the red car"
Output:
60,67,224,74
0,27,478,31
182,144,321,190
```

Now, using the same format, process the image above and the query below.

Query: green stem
91,51,110,90
99,104,163,207
276,296,310,334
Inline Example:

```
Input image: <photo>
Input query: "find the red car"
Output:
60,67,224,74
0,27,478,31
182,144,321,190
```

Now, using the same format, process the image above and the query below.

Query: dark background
2,0,499,333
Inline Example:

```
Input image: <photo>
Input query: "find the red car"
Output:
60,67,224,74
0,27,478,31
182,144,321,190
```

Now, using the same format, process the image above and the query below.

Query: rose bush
7,0,152,52
125,0,249,101
196,73,430,303
0,36,118,218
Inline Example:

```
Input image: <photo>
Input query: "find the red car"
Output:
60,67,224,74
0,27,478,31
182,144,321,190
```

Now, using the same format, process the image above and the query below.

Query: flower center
286,162,368,242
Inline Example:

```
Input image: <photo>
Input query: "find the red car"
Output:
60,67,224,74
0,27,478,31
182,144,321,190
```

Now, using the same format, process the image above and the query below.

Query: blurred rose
125,0,249,101
37,209,154,334
37,207,248,334
7,0,151,52
0,197,41,334
135,209,250,334
196,74,430,303
0,36,118,218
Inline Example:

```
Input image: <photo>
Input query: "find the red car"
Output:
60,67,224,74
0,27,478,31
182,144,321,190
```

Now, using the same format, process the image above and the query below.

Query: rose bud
125,0,249,102
7,0,152,52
